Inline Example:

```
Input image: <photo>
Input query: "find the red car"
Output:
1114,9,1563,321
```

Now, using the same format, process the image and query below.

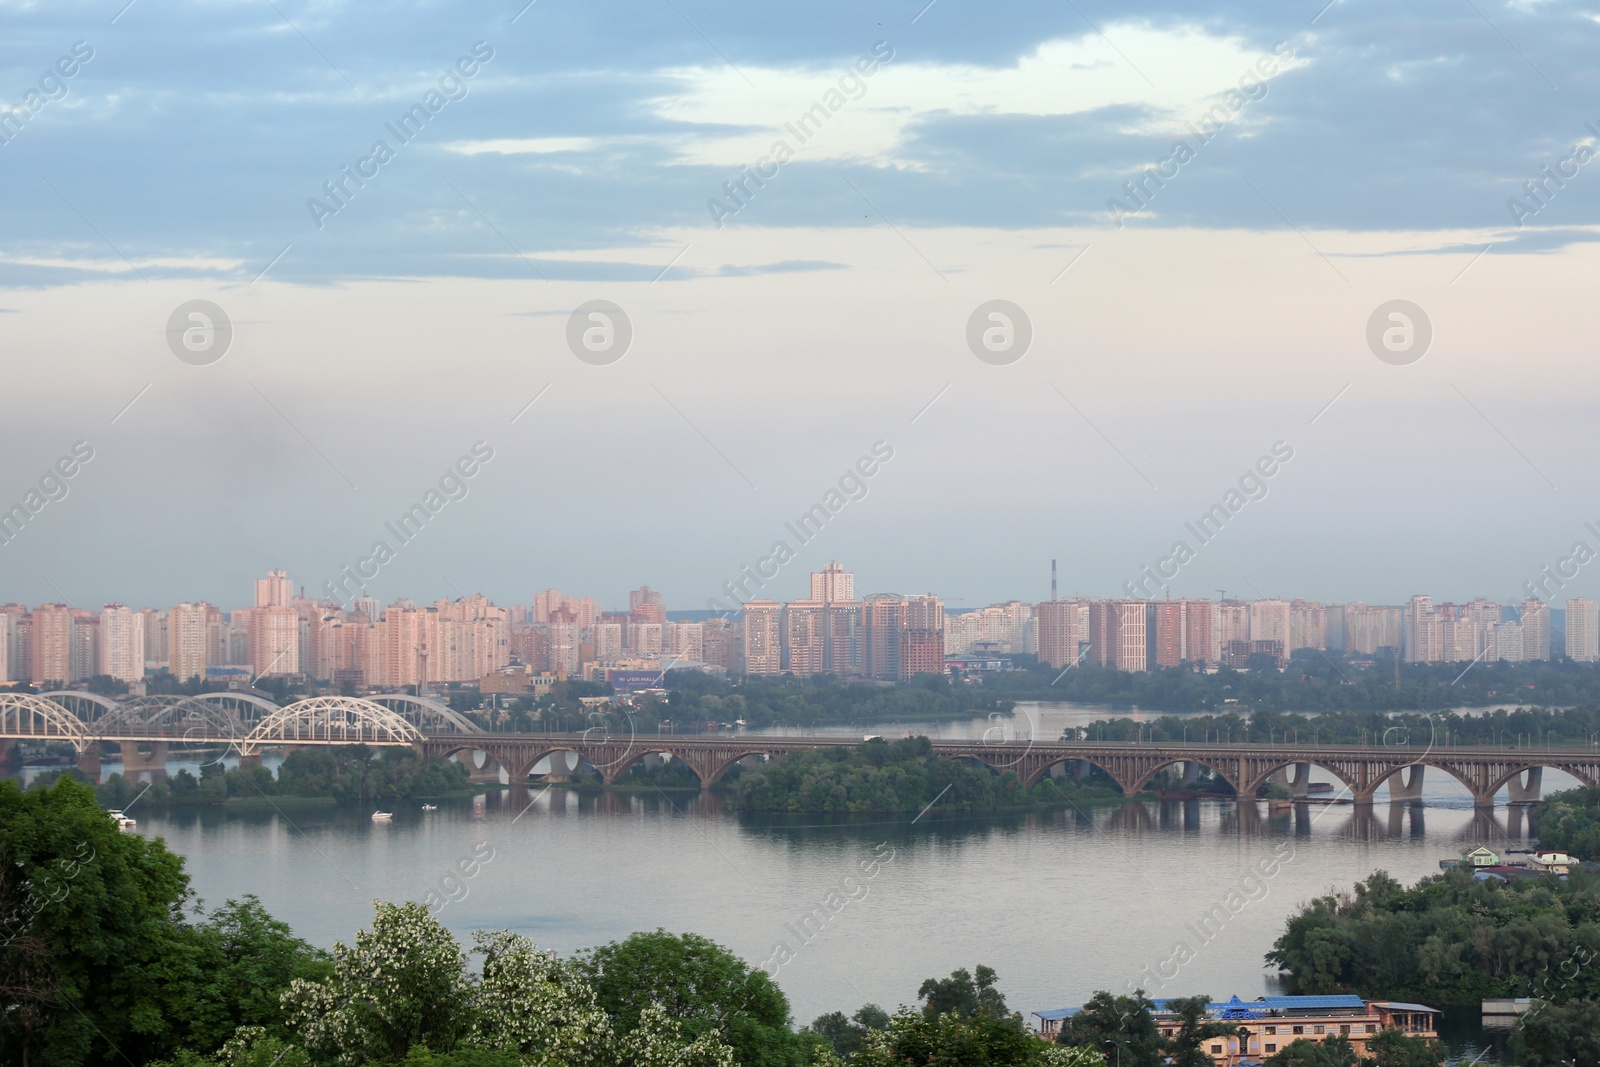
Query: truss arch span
370,693,484,735
37,690,122,727
245,697,423,751
95,694,249,739
0,693,89,748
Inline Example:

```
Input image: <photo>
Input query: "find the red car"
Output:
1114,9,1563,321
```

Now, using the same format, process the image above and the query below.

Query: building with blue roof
1033,993,1438,1065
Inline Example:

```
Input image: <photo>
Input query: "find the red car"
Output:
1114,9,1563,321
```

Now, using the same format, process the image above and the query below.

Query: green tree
852,1007,1070,1066
181,895,330,1050
1161,996,1236,1067
576,929,803,1067
1363,1028,1443,1067
1056,991,1163,1067
804,1004,888,1058
0,777,193,1067
917,964,1013,1021
1511,999,1600,1067
1262,1036,1361,1067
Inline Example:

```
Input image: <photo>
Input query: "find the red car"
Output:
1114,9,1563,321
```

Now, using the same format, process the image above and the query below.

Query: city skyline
5,563,1596,691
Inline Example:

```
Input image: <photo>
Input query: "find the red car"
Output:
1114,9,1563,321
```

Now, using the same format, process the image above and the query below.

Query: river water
32,702,1584,1063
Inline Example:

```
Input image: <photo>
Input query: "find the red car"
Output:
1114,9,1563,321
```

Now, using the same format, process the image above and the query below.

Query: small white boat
108,809,136,832
421,803,438,811
371,811,393,821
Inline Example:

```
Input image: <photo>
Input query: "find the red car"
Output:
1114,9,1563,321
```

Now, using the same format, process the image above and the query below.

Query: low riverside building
1527,849,1574,875
1033,995,1438,1066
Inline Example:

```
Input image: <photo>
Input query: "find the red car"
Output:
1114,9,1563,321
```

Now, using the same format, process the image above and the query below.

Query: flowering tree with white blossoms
468,929,617,1066
282,902,738,1067
282,901,474,1065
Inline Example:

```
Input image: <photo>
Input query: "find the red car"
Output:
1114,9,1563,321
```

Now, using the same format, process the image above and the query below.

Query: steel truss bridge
5,693,1599,805
0,691,483,774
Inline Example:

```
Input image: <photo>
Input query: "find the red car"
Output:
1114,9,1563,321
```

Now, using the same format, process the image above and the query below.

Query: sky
2,0,1599,613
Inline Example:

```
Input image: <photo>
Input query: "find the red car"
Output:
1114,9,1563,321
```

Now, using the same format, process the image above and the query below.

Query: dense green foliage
820,967,1100,1067
575,930,806,1067
723,736,1121,813
657,671,1013,728
0,778,327,1066
1076,704,1600,749
917,965,1012,1021
1268,868,1600,1004
804,1005,890,1058
1511,998,1600,1067
95,746,472,807
988,655,1600,712
1531,786,1600,857
1054,991,1169,1067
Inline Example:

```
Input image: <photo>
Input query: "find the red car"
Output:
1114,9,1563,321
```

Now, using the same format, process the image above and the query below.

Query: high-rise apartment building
1149,601,1183,668
701,617,737,672
1111,601,1146,671
1566,598,1599,662
1288,599,1326,652
1182,599,1213,666
742,600,782,675
628,585,665,625
169,602,215,681
1248,599,1291,665
781,600,826,676
140,608,168,671
29,603,72,686
69,611,98,684
1522,598,1551,661
1036,600,1080,671
98,604,145,685
810,562,854,603
1215,601,1250,657
245,606,301,677
1404,596,1441,663
255,569,292,609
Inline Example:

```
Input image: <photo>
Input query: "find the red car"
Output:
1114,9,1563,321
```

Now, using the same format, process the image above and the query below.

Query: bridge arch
1484,762,1599,798
192,691,281,727
1024,753,1139,793
0,693,89,748
1238,759,1362,800
96,695,248,739
369,694,484,735
1128,757,1248,797
605,748,711,787
38,690,122,728
244,697,422,753
706,749,788,786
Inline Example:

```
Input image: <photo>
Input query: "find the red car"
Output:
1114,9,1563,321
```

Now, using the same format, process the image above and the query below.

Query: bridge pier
0,739,16,767
119,741,170,780
1388,765,1425,803
76,748,102,780
1182,761,1200,786
455,750,504,785
238,752,263,768
1271,763,1312,799
1508,767,1543,806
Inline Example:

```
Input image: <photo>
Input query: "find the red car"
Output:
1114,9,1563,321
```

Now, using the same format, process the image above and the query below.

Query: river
28,701,1583,1063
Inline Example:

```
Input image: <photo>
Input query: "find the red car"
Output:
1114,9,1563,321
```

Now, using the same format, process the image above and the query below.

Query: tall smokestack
1051,559,1057,602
